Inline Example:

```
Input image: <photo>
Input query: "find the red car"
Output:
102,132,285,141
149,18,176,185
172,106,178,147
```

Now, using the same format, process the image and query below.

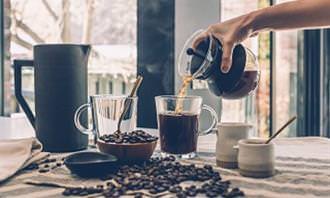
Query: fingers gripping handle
74,103,93,134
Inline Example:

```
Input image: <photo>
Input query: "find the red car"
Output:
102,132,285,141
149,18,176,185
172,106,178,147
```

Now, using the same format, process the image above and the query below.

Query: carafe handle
199,104,218,135
13,59,35,129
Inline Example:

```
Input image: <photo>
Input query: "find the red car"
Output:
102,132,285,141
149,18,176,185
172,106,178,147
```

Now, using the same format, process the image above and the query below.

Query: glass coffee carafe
178,30,260,99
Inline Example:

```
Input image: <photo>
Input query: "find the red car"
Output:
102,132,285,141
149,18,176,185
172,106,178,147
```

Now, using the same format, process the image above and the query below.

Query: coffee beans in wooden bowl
97,130,158,163
99,130,158,144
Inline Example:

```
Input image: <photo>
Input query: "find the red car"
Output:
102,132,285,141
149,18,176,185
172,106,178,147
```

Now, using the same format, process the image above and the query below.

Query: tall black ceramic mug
14,44,91,152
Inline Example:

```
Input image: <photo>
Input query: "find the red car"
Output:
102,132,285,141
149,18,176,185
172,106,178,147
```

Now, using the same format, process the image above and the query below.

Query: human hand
192,14,257,73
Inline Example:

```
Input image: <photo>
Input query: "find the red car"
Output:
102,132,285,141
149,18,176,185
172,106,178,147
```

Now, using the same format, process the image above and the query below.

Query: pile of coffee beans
62,157,244,198
24,157,64,173
62,185,144,197
62,186,104,196
99,130,158,144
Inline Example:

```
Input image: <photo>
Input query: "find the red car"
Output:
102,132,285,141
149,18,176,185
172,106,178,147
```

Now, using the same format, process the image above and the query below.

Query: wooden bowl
97,140,157,164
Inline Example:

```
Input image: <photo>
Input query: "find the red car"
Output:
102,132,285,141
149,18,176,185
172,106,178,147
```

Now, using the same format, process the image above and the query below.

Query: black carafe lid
188,36,246,93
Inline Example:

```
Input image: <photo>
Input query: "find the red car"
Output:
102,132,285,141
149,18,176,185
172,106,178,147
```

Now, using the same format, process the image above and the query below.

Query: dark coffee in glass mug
158,113,199,154
155,95,218,159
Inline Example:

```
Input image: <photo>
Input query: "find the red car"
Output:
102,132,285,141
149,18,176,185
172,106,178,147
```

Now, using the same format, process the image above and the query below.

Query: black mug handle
13,59,35,129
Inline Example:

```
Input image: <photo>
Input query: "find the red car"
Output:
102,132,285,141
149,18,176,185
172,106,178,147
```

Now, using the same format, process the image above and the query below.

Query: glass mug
74,95,138,142
155,95,218,159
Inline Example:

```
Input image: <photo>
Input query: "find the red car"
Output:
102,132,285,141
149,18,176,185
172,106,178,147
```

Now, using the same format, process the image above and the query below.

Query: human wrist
241,10,263,35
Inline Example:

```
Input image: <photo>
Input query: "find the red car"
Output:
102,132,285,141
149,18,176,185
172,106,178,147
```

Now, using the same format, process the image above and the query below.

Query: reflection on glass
4,0,137,115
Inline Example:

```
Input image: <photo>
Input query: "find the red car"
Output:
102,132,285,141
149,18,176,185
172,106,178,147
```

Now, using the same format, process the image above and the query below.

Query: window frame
95,80,100,95
137,0,175,128
0,0,4,115
108,81,113,94
297,30,321,136
322,29,330,137
121,81,126,95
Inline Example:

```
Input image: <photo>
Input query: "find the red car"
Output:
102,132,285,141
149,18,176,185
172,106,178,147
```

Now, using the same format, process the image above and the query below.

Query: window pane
4,0,137,115
220,0,271,137
274,0,298,137
275,31,298,137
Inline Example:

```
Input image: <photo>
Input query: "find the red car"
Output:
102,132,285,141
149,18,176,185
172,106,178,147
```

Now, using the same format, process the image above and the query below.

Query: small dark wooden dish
64,151,118,177
97,140,157,164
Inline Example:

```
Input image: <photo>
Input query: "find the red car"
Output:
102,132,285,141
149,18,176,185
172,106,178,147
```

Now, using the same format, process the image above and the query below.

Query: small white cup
216,122,252,168
236,138,275,178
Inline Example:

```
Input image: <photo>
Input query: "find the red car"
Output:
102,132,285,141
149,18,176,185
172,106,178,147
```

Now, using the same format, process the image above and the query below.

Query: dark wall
137,0,175,128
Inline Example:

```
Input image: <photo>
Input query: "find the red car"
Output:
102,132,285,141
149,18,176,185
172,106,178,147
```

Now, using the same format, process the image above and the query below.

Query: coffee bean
202,183,210,189
112,190,122,197
62,188,71,196
38,168,49,173
78,191,89,196
232,187,240,192
114,138,123,143
176,191,187,198
221,180,231,186
106,181,114,186
85,187,96,194
143,183,154,189
187,190,197,197
168,155,176,161
25,163,39,171
161,183,171,189
204,164,213,171
70,187,83,195
96,184,104,189
48,158,56,163
223,188,245,198
206,191,218,198
156,186,167,193
169,185,182,193
149,188,158,194
134,192,143,198
197,187,206,194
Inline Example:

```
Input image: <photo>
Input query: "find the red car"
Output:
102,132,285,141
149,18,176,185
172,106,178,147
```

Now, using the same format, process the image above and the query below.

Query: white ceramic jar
237,138,275,178
216,123,252,168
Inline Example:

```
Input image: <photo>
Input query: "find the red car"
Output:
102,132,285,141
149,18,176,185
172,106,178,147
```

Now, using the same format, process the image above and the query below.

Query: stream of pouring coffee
175,75,193,113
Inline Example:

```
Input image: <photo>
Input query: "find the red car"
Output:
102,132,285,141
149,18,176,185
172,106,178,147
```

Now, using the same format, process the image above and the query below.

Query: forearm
246,0,330,33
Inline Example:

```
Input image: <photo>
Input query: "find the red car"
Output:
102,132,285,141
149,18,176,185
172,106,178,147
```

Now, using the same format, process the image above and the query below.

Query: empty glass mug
74,95,138,143
155,95,218,159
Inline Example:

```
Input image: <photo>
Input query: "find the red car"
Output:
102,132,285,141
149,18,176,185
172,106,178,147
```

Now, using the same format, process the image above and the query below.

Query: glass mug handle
74,103,93,135
199,104,218,135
